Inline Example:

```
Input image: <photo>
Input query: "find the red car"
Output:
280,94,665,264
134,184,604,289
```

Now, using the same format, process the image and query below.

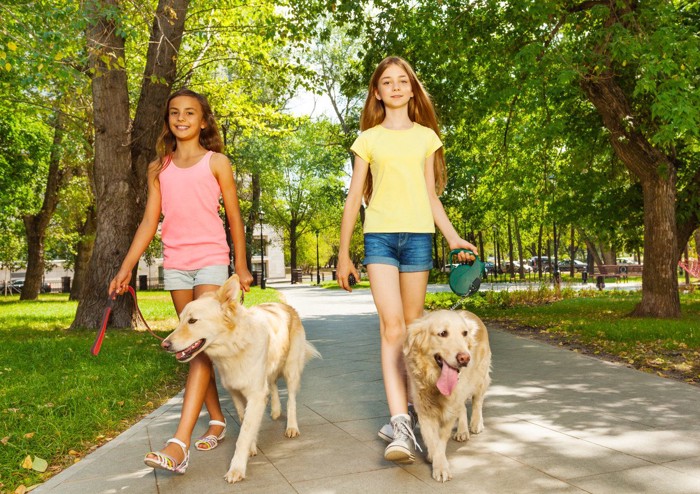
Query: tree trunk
695,229,700,261
632,178,680,317
73,0,134,328
581,62,681,317
21,109,69,300
70,205,97,301
537,224,543,279
507,215,515,278
290,220,298,282
515,217,524,280
247,173,261,272
72,0,189,329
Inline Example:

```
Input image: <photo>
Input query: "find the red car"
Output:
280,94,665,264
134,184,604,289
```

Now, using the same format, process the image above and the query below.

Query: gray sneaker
378,405,417,442
384,414,421,463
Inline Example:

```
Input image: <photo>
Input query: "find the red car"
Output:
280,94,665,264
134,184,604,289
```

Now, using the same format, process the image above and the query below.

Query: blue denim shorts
363,233,433,272
163,264,229,291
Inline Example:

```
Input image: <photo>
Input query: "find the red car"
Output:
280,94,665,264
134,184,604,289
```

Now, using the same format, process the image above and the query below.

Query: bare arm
424,153,478,260
108,161,162,295
337,154,368,291
212,153,253,292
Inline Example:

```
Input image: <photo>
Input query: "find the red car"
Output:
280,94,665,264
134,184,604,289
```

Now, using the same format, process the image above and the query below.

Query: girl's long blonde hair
154,88,224,172
359,56,447,204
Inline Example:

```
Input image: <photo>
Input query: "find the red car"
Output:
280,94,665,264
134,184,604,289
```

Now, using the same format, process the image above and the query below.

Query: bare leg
368,265,430,417
399,270,429,405
367,264,409,417
146,286,225,463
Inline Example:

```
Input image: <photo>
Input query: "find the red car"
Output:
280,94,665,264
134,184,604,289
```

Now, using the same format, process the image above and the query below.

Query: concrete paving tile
401,451,588,493
257,422,387,483
661,456,700,479
570,463,700,494
307,398,390,423
571,428,700,463
293,467,429,494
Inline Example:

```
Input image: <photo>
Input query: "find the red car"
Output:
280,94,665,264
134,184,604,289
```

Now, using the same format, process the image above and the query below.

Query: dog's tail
305,341,322,362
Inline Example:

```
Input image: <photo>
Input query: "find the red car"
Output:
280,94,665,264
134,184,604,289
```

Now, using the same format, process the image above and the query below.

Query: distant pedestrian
108,88,252,474
336,56,478,463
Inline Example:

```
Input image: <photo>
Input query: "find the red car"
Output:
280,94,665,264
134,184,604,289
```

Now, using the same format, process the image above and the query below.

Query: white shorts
163,264,229,291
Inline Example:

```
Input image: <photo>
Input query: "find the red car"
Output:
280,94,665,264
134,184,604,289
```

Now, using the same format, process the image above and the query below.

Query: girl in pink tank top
108,89,253,474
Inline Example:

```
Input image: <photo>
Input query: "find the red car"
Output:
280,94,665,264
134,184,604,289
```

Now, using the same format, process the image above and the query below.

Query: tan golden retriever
404,309,491,482
162,274,320,484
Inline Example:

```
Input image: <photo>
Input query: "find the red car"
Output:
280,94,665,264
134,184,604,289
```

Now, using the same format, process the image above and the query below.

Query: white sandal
194,419,227,451
144,437,189,474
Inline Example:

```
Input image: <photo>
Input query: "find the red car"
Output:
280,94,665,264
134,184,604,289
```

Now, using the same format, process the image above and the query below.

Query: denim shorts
363,233,433,273
163,264,229,291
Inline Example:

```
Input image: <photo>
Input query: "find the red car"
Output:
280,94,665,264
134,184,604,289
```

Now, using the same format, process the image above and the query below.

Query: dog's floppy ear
217,274,241,307
404,315,431,357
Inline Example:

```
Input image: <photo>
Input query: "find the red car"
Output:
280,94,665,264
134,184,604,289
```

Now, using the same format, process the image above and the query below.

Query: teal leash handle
448,249,485,300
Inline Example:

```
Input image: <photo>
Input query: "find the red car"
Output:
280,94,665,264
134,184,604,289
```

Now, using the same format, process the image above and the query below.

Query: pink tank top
159,151,230,270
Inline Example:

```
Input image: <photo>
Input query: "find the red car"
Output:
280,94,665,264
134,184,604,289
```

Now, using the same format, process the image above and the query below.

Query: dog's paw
249,443,258,457
431,461,452,483
224,469,245,484
469,421,484,434
452,430,470,442
270,409,281,420
285,427,300,438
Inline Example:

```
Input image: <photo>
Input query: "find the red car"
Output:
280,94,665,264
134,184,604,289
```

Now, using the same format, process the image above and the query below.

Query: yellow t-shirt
350,123,442,233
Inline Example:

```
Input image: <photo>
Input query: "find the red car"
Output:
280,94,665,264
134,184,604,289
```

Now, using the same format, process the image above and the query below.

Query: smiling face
374,63,414,109
167,95,206,141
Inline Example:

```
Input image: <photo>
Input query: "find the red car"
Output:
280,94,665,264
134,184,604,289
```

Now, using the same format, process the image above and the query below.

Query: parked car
483,261,503,275
503,261,533,274
558,259,586,272
1,279,51,294
530,256,554,273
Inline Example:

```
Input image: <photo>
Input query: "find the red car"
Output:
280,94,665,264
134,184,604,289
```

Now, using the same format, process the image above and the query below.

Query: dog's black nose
456,352,470,367
161,340,171,350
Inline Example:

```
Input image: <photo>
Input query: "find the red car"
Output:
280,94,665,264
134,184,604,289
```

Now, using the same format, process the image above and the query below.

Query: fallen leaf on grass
68,450,79,456
1,436,9,445
31,457,48,472
14,485,27,494
24,432,35,439
20,455,48,472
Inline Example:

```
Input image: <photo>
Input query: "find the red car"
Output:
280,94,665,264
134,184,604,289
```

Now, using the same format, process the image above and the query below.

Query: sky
286,89,338,120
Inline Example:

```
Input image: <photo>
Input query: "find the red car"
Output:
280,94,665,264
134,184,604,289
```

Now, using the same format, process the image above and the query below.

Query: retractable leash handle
448,249,486,297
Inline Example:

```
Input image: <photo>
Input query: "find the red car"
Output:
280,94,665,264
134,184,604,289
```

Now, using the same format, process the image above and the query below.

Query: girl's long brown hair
154,88,224,172
359,56,447,204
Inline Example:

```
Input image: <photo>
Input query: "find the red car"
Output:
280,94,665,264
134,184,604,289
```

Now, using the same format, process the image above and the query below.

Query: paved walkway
36,285,700,493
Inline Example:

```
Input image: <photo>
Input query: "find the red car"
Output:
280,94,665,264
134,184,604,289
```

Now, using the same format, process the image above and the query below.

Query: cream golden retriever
404,309,492,482
162,274,320,484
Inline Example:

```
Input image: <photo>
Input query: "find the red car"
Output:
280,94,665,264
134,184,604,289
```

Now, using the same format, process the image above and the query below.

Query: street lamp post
259,210,266,290
315,230,320,285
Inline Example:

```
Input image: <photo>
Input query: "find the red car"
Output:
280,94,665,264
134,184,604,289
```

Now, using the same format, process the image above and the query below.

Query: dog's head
161,274,242,362
404,310,484,396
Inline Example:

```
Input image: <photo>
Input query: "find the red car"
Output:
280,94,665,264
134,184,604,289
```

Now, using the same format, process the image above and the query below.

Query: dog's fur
404,309,491,482
162,274,320,484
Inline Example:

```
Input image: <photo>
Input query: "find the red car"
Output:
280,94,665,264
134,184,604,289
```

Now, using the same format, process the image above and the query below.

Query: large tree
72,0,189,328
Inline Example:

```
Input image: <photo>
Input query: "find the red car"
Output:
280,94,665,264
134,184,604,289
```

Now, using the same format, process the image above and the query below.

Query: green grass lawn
0,288,280,494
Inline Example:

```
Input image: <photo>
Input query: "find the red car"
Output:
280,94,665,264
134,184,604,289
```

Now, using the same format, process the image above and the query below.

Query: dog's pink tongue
436,361,459,396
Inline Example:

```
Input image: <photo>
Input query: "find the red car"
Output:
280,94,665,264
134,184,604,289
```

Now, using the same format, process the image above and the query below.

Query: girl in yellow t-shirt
337,56,478,463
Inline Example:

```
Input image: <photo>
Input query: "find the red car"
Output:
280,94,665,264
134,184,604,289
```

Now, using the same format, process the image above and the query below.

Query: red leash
91,286,163,356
